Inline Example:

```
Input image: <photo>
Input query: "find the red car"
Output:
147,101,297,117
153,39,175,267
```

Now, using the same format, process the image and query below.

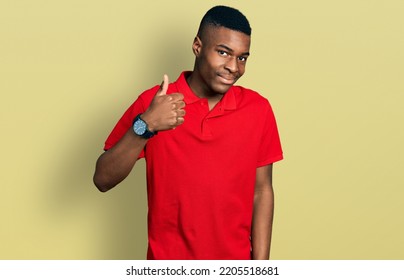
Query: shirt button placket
200,99,212,138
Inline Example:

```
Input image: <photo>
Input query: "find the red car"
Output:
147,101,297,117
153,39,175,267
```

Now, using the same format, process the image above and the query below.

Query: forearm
93,129,147,192
251,186,274,260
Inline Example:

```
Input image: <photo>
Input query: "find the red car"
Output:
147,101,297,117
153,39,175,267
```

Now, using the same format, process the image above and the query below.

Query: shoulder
136,84,160,104
232,85,273,111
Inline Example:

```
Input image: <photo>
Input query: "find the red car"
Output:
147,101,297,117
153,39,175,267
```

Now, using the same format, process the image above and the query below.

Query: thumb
156,74,169,96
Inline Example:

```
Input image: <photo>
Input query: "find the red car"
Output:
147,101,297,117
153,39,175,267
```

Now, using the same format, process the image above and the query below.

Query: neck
187,71,223,98
186,72,223,110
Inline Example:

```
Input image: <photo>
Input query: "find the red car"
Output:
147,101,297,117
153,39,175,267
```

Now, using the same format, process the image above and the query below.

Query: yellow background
1,0,403,259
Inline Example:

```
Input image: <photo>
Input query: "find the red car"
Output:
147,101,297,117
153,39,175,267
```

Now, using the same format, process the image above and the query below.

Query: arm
251,164,275,260
93,130,148,192
93,74,185,192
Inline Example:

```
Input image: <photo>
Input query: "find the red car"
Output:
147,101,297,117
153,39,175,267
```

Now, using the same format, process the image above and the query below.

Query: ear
192,36,202,56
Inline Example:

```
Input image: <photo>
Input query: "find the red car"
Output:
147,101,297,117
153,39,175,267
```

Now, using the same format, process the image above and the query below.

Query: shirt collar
175,71,237,111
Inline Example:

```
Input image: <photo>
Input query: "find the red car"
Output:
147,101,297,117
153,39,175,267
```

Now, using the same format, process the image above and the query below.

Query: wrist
140,112,157,133
133,114,157,139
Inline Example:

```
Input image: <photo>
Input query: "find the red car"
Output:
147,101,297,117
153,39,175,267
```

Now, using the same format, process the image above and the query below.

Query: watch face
133,119,147,135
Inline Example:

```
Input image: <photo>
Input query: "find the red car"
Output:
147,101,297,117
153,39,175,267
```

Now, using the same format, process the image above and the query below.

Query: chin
211,82,232,95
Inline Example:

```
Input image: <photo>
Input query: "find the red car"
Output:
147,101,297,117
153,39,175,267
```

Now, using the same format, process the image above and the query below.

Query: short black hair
197,5,251,38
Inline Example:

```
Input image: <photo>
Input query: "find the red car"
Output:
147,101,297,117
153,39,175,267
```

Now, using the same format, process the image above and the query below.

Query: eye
238,56,247,62
218,50,228,56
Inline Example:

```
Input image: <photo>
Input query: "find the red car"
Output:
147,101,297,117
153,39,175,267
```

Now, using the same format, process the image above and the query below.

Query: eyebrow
217,44,250,56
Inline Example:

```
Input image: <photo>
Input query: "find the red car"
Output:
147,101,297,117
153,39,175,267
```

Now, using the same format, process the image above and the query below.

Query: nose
224,57,238,73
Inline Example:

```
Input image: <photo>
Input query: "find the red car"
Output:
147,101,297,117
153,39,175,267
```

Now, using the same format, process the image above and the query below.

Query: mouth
217,74,237,85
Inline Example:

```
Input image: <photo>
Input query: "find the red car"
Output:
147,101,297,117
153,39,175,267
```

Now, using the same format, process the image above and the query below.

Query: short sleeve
103,96,146,158
256,101,283,167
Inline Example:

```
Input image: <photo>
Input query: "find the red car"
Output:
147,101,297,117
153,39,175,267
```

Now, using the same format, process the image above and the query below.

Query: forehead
202,26,251,52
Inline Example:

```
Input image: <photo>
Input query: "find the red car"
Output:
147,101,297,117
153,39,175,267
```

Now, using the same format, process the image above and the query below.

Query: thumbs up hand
141,74,186,132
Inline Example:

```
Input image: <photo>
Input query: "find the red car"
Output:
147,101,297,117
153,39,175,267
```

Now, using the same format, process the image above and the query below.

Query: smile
217,74,236,85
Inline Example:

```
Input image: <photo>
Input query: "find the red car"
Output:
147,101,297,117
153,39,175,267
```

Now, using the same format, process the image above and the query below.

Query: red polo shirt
104,71,283,259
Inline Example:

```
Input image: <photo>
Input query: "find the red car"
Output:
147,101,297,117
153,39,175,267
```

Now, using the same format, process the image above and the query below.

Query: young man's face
193,26,251,96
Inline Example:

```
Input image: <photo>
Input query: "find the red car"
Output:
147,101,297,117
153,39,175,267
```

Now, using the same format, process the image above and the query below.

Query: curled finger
176,101,186,109
176,117,185,125
176,109,186,117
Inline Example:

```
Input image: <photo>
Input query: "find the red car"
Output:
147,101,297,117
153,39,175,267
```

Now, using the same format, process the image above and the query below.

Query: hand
141,74,186,132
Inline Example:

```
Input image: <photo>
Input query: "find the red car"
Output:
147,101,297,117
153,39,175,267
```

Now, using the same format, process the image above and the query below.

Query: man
93,5,283,260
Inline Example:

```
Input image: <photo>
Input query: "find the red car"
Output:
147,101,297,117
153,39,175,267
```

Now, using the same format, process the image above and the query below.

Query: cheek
238,63,246,75
204,58,219,70
204,51,224,68
201,61,220,80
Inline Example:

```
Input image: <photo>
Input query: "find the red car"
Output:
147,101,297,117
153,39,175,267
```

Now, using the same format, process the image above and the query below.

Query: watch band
133,114,156,139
